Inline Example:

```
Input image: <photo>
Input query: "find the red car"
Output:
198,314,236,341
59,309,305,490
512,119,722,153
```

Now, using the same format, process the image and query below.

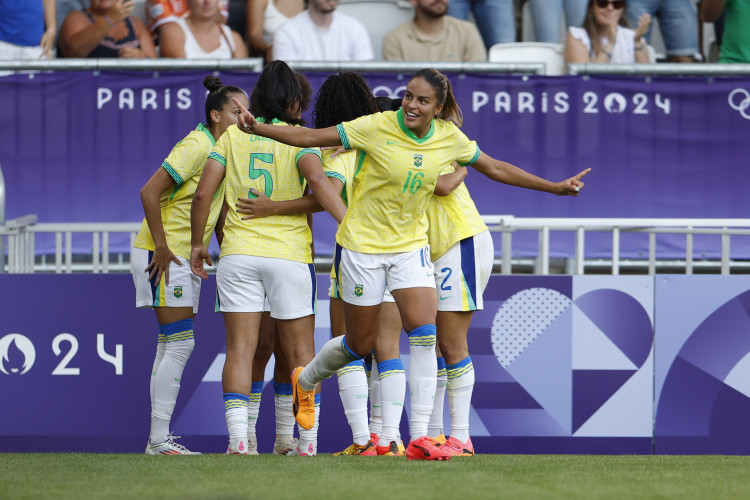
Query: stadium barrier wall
2,273,750,455
1,68,750,261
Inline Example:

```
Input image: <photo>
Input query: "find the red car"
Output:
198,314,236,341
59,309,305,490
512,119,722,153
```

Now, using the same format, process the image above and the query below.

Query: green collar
197,123,215,145
257,117,283,124
396,108,435,143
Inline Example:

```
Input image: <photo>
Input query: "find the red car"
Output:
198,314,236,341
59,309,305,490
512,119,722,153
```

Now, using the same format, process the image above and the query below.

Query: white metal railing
2,217,750,275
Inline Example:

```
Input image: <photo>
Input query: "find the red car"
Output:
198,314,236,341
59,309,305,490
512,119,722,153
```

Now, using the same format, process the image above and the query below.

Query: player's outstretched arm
472,152,589,196
190,158,225,279
140,167,181,285
232,97,342,148
434,163,468,196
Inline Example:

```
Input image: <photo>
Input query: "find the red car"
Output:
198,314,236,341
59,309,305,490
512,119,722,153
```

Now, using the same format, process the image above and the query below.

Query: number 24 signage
0,333,123,376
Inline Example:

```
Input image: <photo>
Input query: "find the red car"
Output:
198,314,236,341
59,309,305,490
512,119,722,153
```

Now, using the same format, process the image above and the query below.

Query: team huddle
131,61,589,460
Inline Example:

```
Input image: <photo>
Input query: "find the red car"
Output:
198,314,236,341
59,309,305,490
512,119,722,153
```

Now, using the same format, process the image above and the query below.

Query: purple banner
1,71,749,259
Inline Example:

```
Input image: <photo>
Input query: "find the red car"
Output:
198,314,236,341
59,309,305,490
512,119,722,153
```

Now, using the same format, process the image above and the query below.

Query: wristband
104,15,115,27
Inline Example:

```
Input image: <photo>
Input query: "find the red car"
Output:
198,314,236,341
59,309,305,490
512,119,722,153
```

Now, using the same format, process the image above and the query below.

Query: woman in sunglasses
564,0,652,63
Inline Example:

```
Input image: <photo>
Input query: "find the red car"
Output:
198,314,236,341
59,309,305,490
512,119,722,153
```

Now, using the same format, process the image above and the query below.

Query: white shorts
216,254,316,319
335,244,435,306
433,230,494,312
328,277,395,303
131,247,201,313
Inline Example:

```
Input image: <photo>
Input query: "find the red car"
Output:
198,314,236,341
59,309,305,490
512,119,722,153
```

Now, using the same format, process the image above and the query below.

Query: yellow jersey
336,109,480,254
426,164,488,260
210,121,321,263
134,124,224,259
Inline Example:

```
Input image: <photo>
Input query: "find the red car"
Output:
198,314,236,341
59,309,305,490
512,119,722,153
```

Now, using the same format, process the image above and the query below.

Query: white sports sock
447,357,475,443
337,361,370,445
224,394,249,447
378,359,406,445
248,381,263,436
299,336,359,391
274,382,295,438
369,356,382,437
428,357,448,438
297,395,320,454
150,338,194,444
149,341,166,409
407,325,437,440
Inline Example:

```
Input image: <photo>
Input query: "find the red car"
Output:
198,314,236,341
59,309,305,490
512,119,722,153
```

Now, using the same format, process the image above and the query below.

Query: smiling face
401,76,443,138
593,0,624,28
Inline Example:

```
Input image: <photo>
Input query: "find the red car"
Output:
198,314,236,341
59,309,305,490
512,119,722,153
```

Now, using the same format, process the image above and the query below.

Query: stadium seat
488,42,565,75
337,0,415,61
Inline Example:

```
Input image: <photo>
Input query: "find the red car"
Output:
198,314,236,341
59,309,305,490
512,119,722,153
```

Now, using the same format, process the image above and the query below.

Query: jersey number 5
248,153,274,198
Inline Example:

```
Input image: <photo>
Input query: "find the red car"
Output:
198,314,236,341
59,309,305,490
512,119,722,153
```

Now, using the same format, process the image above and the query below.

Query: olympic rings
728,88,750,120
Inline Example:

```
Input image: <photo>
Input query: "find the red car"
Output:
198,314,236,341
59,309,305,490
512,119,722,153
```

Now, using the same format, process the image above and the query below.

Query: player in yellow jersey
233,67,590,461
424,163,491,457
190,61,346,456
132,75,247,455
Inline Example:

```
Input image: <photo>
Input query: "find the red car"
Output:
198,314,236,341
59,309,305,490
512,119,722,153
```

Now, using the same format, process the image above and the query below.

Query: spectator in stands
700,0,749,63
529,0,588,43
447,0,514,49
626,0,698,62
246,0,305,62
383,0,486,62
0,0,56,60
57,1,87,36
159,0,247,58
565,0,652,63
272,0,373,61
58,0,157,58
147,0,229,35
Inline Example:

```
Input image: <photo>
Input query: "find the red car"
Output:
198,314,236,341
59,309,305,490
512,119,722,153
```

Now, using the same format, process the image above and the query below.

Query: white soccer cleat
247,434,260,455
273,436,299,456
226,439,250,455
146,435,201,455
288,439,317,457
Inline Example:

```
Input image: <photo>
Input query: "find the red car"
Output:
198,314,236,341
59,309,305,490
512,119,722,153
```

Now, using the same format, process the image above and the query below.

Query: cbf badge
414,154,423,167
354,284,364,297
174,286,183,298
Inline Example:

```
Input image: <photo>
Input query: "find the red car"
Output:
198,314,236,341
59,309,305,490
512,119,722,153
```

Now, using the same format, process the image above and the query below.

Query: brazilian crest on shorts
174,286,183,298
354,284,364,297
414,154,423,167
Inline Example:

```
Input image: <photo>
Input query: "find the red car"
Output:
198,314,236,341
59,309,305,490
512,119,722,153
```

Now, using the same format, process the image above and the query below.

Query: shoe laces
164,434,191,453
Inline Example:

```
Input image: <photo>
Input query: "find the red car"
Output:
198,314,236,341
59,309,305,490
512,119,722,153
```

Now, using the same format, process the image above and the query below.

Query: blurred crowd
0,0,745,66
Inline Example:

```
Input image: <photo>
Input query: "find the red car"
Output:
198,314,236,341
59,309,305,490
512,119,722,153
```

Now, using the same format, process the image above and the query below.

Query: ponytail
410,68,463,127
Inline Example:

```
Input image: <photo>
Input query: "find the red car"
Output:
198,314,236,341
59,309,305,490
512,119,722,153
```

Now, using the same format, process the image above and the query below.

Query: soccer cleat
226,439,250,455
333,441,377,456
291,366,316,430
431,434,447,446
289,440,317,456
273,436,299,456
247,434,260,456
370,433,380,447
405,436,451,461
375,440,404,457
146,435,201,455
442,436,475,457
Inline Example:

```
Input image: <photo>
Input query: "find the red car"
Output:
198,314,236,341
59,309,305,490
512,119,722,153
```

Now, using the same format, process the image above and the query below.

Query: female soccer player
233,67,589,460
190,60,346,456
132,75,246,455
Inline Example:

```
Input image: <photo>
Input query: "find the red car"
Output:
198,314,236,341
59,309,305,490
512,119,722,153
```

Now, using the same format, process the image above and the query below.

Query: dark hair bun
203,75,223,93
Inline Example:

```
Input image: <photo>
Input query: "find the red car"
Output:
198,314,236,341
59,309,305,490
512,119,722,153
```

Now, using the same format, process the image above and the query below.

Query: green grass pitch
2,454,750,499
